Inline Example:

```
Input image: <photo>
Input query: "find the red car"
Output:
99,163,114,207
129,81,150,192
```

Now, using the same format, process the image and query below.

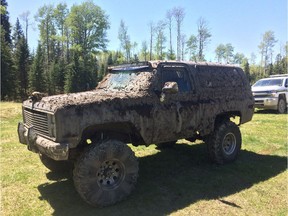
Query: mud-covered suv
18,61,254,206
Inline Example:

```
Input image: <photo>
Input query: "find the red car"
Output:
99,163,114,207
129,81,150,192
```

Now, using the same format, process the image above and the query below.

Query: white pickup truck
252,74,288,114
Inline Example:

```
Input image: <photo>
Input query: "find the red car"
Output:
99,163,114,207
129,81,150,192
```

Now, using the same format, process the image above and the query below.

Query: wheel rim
97,159,125,190
278,99,286,113
222,133,236,155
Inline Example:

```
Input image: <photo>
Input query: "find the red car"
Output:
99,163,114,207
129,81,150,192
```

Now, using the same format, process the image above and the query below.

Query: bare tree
197,17,211,61
148,21,154,60
131,41,138,60
258,31,277,75
250,52,256,65
19,11,32,42
118,20,131,62
141,40,148,61
181,34,186,60
53,3,69,59
172,7,185,61
166,9,175,60
155,20,166,60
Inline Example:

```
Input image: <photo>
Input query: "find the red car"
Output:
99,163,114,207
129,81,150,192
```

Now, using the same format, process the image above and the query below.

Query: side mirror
162,82,179,94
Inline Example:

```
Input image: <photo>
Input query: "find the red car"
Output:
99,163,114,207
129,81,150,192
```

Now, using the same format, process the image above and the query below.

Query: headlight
268,90,277,97
47,114,56,137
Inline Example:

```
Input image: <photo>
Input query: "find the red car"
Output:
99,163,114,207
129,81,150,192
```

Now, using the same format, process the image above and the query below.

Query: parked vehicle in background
252,74,288,114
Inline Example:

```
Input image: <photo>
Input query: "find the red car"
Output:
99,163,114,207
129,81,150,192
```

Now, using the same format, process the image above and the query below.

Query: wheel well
69,122,145,161
279,94,286,101
215,111,242,127
81,122,144,145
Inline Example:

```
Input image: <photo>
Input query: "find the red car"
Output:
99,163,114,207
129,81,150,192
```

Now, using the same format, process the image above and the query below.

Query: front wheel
73,140,139,207
278,98,287,114
206,121,242,164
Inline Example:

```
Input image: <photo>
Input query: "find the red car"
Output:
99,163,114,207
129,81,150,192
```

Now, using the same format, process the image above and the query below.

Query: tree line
1,0,287,101
1,0,109,100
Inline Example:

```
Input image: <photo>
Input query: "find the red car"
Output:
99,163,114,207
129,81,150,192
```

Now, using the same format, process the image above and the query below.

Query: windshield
107,72,138,90
97,66,153,92
253,78,283,87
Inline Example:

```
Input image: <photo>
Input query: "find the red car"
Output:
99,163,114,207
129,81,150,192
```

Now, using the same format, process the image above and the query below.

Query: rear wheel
73,140,138,207
206,121,241,164
277,97,287,114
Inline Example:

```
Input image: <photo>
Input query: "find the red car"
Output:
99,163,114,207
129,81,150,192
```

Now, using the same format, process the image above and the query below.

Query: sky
7,0,287,62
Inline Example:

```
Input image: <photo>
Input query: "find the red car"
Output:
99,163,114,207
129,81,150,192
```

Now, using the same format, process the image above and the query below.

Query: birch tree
172,7,185,61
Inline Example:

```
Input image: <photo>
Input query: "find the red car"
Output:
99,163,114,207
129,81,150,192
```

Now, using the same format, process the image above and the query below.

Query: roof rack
108,61,150,71
269,74,288,78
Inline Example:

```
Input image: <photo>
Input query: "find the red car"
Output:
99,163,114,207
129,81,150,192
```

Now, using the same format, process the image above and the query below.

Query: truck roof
108,60,240,72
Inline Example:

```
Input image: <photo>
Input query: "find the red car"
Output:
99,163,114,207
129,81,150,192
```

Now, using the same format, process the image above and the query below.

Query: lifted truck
18,61,254,206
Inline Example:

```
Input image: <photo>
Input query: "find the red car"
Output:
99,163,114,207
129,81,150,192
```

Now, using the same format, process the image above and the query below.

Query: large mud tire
206,121,241,164
39,154,73,172
277,97,287,114
73,140,139,207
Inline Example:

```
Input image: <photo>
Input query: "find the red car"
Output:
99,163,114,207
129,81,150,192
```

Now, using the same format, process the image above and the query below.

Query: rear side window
197,66,244,89
162,67,192,92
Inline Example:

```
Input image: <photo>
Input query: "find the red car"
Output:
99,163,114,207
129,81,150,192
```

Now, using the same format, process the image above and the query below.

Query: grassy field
0,102,287,216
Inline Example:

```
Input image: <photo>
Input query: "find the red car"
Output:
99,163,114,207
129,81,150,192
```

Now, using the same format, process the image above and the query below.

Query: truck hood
23,89,144,113
251,85,282,92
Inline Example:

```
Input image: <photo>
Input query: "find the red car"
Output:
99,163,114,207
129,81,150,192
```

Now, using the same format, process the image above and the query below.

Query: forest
1,0,287,101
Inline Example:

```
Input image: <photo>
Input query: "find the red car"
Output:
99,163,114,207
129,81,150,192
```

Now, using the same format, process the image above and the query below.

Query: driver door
152,64,199,144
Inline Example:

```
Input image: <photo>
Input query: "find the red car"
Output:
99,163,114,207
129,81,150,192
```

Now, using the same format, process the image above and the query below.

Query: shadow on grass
38,143,287,216
254,109,285,114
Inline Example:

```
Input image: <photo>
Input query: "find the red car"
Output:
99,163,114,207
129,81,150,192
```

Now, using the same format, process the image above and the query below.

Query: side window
285,78,288,87
162,67,192,92
197,66,243,88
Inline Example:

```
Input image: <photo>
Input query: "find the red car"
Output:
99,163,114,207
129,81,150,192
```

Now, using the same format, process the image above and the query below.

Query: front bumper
18,122,69,160
253,97,278,110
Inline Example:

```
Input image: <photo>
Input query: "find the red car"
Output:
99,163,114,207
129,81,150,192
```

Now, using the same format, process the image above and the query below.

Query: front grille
24,108,50,137
253,91,269,98
254,94,269,98
254,100,264,106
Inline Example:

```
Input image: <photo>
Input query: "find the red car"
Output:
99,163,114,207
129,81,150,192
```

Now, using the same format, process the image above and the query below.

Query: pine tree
13,18,30,100
268,63,273,76
1,1,16,100
242,59,251,83
64,51,83,93
274,53,286,75
29,43,46,92
1,0,12,45
107,52,113,65
83,54,98,90
54,58,66,93
1,30,16,100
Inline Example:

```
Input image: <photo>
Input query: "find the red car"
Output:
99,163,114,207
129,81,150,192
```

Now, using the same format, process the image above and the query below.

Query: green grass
1,102,287,216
